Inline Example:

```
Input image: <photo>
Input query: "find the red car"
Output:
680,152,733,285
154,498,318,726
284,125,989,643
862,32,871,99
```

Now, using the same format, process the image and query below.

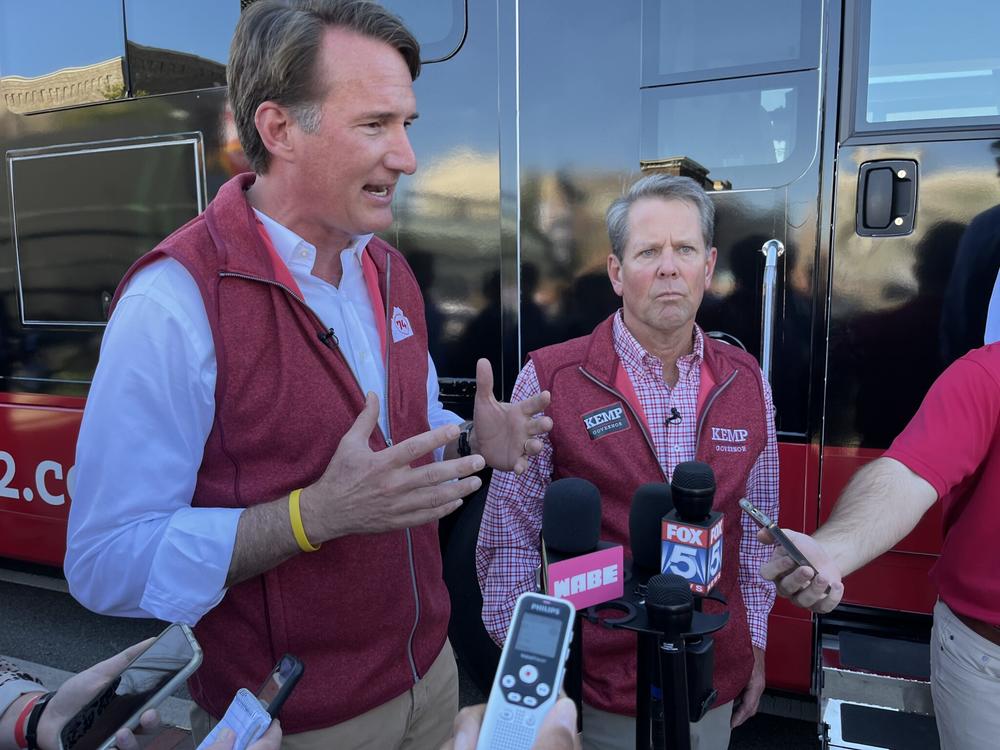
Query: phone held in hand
254,654,304,718
739,497,821,573
195,654,303,750
476,592,574,750
59,623,202,750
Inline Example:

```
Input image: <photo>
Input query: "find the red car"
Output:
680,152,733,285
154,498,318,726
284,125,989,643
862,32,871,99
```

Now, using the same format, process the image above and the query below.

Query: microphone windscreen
646,573,694,609
542,477,602,554
629,482,673,571
671,461,715,521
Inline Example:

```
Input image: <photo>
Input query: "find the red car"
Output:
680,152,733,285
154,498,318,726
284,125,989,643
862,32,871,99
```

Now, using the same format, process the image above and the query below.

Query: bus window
8,135,205,327
856,0,1000,130
0,1,125,114
124,1,238,98
641,0,820,86
640,71,819,190
379,0,467,63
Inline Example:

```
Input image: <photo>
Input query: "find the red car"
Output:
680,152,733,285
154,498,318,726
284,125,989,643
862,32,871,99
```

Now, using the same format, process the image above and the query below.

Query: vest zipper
695,369,739,448
578,366,667,483
383,256,424,685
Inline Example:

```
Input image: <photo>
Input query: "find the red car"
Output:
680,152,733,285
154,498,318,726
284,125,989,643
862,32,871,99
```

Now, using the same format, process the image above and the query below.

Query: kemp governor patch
582,401,631,440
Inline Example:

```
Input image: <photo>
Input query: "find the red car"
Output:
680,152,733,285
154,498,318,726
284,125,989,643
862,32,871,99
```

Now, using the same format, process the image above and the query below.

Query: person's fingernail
219,728,234,742
454,727,470,749
474,456,485,471
553,697,576,731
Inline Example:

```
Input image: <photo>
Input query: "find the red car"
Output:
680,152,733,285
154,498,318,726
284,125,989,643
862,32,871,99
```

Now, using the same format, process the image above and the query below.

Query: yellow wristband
289,488,320,552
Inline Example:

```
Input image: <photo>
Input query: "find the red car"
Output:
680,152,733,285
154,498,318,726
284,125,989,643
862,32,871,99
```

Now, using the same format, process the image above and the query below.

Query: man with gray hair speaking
477,174,779,749
65,2,551,748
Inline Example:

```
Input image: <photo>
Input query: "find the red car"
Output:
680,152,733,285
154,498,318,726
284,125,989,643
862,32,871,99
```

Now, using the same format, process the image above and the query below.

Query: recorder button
536,683,551,697
523,696,538,707
519,665,538,684
501,674,516,688
507,691,522,703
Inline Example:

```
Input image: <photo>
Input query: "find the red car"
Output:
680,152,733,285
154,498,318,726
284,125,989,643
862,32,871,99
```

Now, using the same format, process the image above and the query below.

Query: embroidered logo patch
391,306,414,343
582,402,630,440
710,426,749,453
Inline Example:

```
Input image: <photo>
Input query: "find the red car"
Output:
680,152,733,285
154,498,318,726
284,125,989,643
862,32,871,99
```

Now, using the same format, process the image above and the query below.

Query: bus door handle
856,160,917,236
759,239,784,385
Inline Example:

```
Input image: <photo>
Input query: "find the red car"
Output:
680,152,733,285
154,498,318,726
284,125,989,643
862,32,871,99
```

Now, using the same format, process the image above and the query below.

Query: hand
731,645,765,728
758,528,845,613
206,721,282,750
442,698,580,750
35,639,161,750
302,392,486,541
472,359,553,475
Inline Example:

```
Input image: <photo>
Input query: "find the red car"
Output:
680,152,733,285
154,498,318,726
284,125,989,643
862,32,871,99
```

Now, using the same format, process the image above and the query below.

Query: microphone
645,574,696,750
666,407,682,425
646,573,694,641
541,478,624,610
628,482,674,583
661,462,724,595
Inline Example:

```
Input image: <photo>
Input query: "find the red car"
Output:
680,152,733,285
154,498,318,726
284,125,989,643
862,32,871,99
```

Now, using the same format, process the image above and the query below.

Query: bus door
820,1,1000,746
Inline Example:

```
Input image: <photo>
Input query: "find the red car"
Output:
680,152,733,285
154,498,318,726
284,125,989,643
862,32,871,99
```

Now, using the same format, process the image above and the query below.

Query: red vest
111,173,450,733
530,315,768,714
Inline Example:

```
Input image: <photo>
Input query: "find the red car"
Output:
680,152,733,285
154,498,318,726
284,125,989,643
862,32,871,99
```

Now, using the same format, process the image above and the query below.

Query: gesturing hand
301,392,486,541
472,359,553,475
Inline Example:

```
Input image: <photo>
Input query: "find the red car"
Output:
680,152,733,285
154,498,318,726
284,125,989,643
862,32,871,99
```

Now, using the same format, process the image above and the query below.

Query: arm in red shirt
761,346,1000,612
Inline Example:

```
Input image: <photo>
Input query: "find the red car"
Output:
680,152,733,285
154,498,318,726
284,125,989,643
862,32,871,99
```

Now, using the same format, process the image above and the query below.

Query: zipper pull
318,328,339,349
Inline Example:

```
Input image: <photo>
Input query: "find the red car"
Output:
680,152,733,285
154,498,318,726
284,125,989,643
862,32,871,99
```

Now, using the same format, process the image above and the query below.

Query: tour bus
2,1,997,747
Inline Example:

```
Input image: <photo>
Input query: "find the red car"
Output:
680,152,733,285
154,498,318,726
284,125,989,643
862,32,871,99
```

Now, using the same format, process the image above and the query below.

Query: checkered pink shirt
476,315,778,650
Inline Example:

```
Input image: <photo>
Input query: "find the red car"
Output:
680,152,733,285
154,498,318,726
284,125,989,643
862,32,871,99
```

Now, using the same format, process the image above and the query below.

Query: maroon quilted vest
530,315,767,715
111,173,450,733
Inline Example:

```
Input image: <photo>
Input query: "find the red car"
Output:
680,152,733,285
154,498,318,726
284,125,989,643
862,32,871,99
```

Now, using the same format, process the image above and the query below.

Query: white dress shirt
65,209,462,624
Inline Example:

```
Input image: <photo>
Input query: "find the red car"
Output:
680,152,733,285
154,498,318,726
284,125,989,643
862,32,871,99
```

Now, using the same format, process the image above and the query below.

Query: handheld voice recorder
476,592,575,750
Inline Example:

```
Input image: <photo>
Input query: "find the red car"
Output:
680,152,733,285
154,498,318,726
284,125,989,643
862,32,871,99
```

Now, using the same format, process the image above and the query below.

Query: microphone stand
587,580,728,750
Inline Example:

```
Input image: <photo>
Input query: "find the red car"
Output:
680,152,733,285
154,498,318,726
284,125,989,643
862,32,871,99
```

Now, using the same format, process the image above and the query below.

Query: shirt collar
612,310,705,379
252,208,373,266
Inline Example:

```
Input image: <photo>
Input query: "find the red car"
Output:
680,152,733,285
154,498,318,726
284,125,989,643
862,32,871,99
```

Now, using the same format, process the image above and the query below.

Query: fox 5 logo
661,537,723,594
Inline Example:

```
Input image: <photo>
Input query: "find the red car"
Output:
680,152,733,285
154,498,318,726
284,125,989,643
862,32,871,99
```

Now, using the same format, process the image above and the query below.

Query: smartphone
59,623,202,750
254,654,304,717
739,498,817,570
476,592,575,750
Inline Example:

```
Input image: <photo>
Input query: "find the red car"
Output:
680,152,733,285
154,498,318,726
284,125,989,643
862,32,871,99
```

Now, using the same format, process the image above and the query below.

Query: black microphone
666,407,682,425
646,574,695,750
628,484,674,750
662,462,724,595
541,478,624,607
540,478,624,733
317,328,338,349
628,482,673,583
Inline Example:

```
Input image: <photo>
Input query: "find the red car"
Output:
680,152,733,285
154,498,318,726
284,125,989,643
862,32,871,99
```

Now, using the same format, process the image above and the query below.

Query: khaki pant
931,600,1000,750
581,700,733,750
192,641,459,750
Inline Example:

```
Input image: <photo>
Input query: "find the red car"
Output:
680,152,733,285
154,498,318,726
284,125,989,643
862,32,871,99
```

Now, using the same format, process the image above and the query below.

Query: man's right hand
758,528,845,614
301,392,485,541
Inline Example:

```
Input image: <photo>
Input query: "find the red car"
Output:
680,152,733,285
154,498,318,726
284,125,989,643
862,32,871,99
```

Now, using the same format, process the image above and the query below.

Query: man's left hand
731,645,765,728
472,358,552,474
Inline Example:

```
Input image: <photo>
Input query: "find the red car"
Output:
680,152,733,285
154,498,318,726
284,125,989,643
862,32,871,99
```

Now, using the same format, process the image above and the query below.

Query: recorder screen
514,613,562,658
